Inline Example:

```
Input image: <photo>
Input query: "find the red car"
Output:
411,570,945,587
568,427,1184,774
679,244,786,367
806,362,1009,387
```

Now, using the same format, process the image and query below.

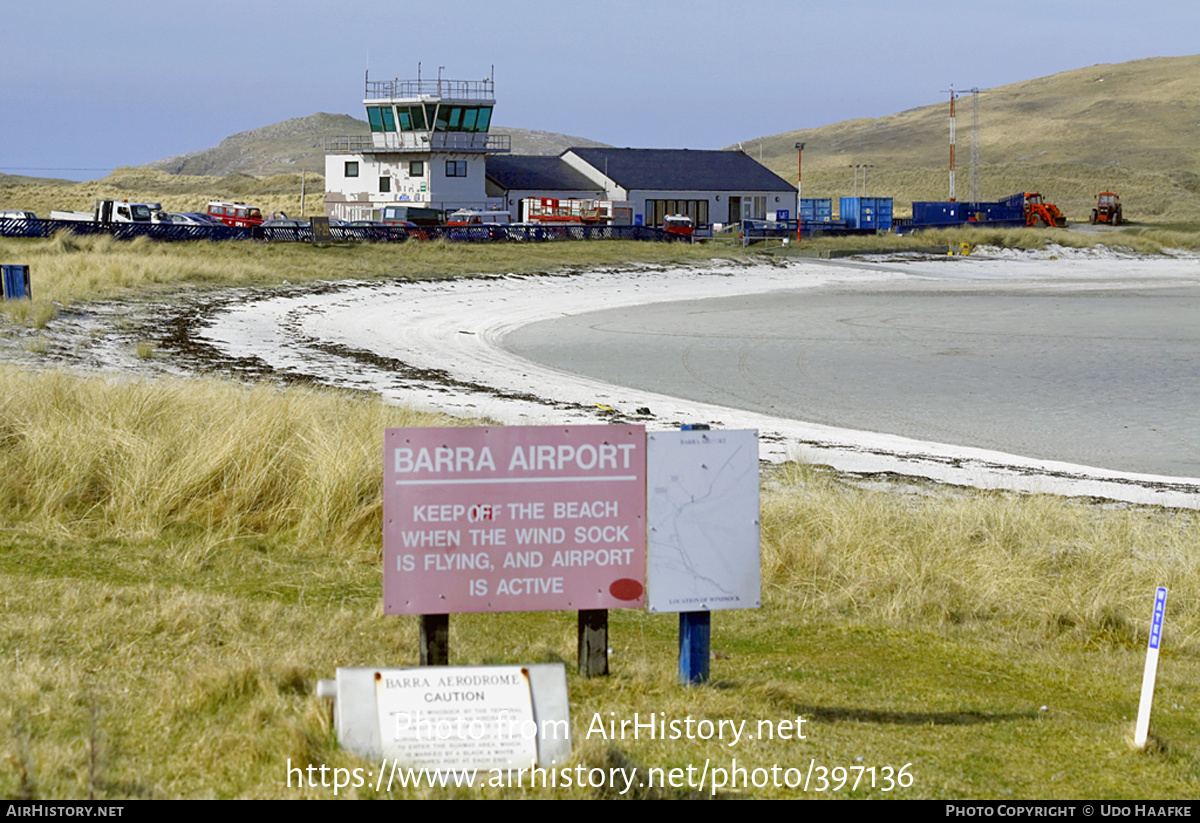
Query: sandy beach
190,247,1200,508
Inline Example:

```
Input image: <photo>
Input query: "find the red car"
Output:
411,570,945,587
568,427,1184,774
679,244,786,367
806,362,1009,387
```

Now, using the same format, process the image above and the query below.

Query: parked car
168,212,223,226
259,218,311,242
0,209,43,237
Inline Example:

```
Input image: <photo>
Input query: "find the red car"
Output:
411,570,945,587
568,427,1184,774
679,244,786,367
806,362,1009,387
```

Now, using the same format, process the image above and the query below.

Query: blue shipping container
799,198,832,223
1,265,31,300
911,200,1024,227
911,202,967,226
840,197,893,231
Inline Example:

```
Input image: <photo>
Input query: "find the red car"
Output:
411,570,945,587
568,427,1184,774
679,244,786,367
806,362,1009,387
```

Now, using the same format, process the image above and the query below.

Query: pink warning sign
384,425,646,614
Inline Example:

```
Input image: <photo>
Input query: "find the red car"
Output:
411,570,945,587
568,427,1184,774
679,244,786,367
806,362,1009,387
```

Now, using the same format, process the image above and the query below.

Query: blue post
679,611,711,685
678,423,712,686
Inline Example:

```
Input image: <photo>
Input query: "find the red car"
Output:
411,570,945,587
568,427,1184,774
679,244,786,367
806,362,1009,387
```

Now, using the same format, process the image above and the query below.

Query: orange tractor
1090,191,1123,225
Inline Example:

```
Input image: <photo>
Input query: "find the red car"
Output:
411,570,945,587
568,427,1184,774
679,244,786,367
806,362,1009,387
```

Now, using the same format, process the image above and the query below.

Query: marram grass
0,232,747,327
1,369,1198,798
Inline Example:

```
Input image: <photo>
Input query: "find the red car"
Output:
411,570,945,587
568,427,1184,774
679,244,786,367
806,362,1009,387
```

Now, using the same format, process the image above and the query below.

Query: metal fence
0,218,690,245
324,132,510,154
739,219,878,245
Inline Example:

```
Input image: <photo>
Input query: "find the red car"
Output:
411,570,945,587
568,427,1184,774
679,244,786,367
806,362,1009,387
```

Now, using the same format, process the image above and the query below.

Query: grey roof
485,155,601,192
568,147,795,192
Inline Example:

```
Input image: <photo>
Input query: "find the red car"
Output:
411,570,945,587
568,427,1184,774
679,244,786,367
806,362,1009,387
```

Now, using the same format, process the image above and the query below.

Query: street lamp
795,142,805,244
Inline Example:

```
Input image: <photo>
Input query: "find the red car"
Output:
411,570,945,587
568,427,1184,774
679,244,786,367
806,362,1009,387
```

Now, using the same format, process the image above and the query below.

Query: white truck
50,199,170,224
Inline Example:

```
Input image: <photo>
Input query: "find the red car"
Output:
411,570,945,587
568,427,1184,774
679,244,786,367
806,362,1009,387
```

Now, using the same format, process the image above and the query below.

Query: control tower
324,71,510,220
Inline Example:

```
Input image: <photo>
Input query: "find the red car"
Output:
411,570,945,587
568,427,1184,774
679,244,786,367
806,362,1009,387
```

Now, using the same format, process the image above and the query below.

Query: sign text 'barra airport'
384,426,647,614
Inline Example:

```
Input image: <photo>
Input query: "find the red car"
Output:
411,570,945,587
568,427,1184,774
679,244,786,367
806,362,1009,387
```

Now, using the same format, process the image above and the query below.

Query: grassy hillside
144,113,608,178
0,168,325,221
740,55,1200,222
6,56,1200,223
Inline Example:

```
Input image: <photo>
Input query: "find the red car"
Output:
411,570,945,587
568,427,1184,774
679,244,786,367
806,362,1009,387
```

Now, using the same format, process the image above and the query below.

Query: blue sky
3,0,1198,180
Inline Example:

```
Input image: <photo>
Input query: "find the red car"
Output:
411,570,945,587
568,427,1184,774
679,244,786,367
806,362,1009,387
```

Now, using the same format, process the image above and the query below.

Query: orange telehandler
1020,192,1068,228
999,192,1067,228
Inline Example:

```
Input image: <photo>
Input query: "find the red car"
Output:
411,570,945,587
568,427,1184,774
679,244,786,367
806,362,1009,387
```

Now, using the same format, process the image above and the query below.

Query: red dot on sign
609,578,644,601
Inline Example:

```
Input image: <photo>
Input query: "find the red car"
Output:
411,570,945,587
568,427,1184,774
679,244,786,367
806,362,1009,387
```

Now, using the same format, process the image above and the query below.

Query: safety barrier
0,219,688,244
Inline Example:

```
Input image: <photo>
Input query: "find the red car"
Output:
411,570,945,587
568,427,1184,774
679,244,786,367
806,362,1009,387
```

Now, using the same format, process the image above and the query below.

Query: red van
207,201,264,228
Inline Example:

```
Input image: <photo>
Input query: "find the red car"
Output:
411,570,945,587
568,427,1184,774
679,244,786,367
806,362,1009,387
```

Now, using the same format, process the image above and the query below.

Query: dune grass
0,232,746,328
1,186,1198,798
1,368,1197,799
789,224,1200,255
0,168,323,222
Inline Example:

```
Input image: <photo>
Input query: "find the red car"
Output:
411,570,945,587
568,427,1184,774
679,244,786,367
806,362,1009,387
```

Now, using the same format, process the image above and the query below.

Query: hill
737,54,1200,221
144,113,609,178
5,55,1200,222
0,168,323,220
0,172,74,187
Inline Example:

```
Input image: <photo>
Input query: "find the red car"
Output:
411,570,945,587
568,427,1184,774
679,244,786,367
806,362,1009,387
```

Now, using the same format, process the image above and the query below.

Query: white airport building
324,73,797,231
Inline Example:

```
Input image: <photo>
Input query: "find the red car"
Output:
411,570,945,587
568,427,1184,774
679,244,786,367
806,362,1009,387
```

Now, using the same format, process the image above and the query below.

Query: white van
446,209,512,226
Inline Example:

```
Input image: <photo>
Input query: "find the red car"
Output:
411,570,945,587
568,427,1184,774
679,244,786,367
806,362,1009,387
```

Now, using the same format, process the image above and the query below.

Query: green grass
785,224,1200,254
0,233,746,328
1,202,1197,799
0,370,1197,799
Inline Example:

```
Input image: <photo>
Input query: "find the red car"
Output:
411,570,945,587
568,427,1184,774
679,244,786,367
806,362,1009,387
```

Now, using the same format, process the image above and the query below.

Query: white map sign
645,429,761,612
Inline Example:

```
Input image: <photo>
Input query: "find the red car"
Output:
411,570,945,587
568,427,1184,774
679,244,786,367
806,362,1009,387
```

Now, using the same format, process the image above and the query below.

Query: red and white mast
942,86,957,202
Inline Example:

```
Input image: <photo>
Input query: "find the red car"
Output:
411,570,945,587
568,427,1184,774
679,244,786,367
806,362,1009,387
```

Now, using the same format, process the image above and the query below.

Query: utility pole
850,164,875,197
969,88,982,206
795,142,805,244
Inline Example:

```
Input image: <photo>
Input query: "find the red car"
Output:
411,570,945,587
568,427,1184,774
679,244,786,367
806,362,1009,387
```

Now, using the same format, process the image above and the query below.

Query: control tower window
368,106,397,132
430,106,493,133
396,105,428,132
474,107,492,132
446,161,467,178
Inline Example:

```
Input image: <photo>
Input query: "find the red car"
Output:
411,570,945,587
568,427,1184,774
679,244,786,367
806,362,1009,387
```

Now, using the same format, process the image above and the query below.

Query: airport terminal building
324,74,796,231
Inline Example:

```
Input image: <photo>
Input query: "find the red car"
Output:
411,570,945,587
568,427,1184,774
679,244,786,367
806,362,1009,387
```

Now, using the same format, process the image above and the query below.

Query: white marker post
1134,587,1168,749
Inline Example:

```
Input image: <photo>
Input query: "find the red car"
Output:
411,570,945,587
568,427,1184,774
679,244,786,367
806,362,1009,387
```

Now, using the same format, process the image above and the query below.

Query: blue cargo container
912,202,964,225
840,197,893,231
1,265,31,300
799,198,832,223
910,200,1024,228
973,199,1025,224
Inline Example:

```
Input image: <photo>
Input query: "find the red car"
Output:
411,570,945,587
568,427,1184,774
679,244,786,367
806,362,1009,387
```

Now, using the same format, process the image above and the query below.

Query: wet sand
191,250,1200,506
503,278,1200,478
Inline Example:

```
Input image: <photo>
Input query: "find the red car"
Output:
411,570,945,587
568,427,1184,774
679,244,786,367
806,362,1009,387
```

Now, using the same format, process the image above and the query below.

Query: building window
345,161,359,178
646,199,709,228
379,176,391,193
367,107,396,133
409,161,424,177
446,160,467,178
429,105,493,133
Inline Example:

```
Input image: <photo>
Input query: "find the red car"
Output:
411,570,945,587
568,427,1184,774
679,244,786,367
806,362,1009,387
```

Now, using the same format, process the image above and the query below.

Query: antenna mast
940,86,957,202
969,87,982,206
